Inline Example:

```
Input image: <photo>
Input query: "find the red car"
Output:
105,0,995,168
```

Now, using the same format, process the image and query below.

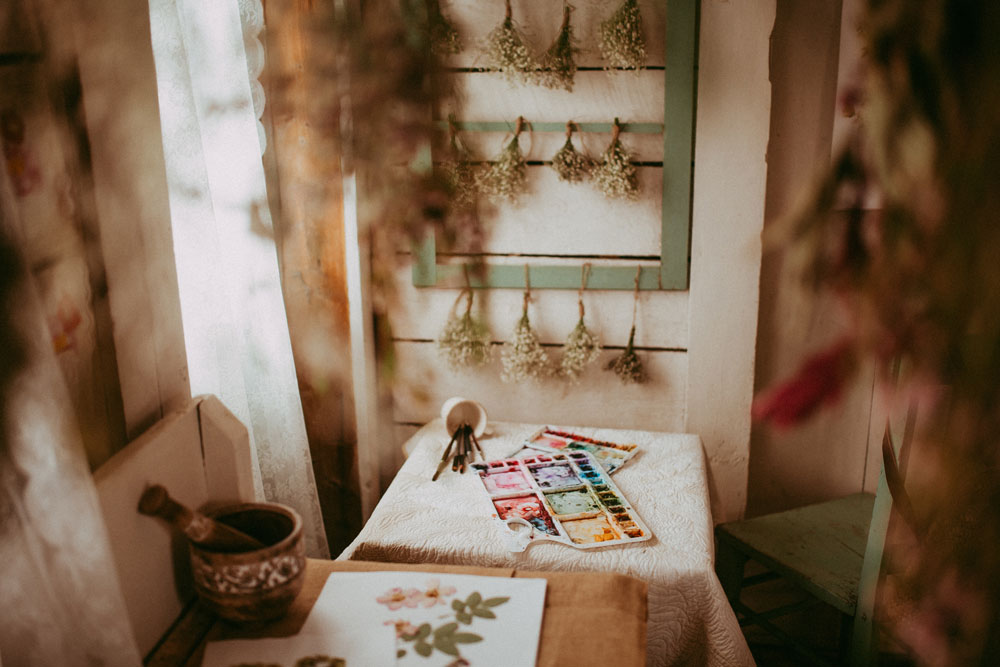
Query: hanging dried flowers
550,121,593,183
560,265,601,383
437,288,492,370
598,0,647,72
539,4,580,92
483,0,538,85
606,267,646,384
480,116,528,204
501,269,551,383
439,119,479,209
593,118,639,200
426,0,463,56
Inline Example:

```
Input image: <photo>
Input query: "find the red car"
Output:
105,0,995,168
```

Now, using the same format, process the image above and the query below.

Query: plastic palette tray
472,450,653,549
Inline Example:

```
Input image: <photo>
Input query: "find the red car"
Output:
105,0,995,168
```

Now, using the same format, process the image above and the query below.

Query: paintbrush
470,428,485,461
432,426,461,481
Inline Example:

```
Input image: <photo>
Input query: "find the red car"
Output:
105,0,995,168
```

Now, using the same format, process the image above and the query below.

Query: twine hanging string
505,0,512,21
463,264,474,315
522,263,531,315
631,264,641,328
578,263,591,320
565,119,574,140
612,117,623,145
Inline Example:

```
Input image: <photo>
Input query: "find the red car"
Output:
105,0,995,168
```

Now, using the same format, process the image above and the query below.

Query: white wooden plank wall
386,0,689,446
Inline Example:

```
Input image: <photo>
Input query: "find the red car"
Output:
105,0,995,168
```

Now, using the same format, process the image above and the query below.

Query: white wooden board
391,341,687,433
437,0,667,69
474,166,662,256
443,70,665,124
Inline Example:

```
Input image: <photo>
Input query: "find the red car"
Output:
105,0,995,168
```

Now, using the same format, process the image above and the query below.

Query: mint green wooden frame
413,0,697,291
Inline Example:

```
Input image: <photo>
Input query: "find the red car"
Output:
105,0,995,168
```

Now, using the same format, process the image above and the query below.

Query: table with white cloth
339,419,755,667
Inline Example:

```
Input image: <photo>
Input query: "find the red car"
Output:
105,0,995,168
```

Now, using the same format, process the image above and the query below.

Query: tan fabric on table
181,559,647,666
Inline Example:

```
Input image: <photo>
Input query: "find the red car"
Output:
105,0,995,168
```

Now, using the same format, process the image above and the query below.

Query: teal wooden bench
715,418,912,666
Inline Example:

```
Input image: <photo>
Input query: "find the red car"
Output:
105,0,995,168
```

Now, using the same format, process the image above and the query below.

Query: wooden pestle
138,484,265,552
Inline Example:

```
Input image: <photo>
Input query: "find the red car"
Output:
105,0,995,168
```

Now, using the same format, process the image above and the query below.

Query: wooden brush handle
138,484,265,552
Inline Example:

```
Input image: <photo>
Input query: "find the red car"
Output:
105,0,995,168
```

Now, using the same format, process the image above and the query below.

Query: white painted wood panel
391,263,689,349
391,341,687,434
476,166,662,256
452,130,664,164
685,0,775,524
438,0,667,69
443,70,665,123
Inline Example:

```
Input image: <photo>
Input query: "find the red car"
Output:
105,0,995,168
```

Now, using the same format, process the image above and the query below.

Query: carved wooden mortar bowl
189,502,305,622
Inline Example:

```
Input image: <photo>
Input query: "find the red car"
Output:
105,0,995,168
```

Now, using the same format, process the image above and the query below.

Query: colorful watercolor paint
481,469,532,494
474,450,653,550
528,463,580,490
524,428,639,475
562,516,619,544
546,489,600,516
493,495,559,536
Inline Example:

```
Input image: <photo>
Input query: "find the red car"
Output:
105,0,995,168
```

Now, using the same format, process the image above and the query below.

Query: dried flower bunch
550,121,593,183
593,119,639,199
539,4,580,92
598,0,646,71
439,124,480,209
480,116,528,204
560,318,601,383
483,0,538,85
426,0,462,56
501,281,550,383
607,325,645,385
437,289,492,370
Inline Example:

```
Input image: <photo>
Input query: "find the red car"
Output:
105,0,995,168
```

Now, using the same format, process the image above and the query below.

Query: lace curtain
148,0,329,557
0,167,141,665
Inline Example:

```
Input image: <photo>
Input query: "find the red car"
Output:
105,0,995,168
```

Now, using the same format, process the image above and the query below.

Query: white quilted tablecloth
339,420,754,667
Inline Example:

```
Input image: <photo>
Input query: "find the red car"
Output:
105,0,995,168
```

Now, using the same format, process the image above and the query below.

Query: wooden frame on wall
412,0,697,292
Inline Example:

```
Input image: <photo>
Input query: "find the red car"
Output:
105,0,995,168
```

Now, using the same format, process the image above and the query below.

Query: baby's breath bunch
437,289,492,370
501,284,551,383
480,116,528,204
551,122,593,183
439,126,479,209
598,0,646,72
483,0,538,85
539,4,580,92
427,0,462,56
607,325,646,384
560,318,601,383
593,119,639,200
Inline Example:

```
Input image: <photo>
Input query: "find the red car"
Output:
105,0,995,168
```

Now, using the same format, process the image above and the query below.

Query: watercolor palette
523,428,639,474
472,451,652,549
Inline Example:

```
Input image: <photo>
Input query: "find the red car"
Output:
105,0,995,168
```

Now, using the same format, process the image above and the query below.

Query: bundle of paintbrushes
432,422,485,481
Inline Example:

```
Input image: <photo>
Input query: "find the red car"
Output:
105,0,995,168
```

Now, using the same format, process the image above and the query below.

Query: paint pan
473,450,653,550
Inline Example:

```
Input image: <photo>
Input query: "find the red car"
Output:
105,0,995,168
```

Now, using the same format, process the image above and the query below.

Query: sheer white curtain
0,166,142,666
148,0,329,556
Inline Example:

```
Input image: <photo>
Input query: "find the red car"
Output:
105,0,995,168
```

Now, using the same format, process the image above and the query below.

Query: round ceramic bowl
189,502,305,623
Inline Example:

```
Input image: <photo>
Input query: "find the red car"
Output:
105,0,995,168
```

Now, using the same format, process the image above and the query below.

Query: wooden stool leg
715,537,748,607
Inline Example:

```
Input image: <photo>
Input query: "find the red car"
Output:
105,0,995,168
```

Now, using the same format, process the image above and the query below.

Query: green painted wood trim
413,0,698,291
430,264,662,291
660,0,697,290
434,120,664,134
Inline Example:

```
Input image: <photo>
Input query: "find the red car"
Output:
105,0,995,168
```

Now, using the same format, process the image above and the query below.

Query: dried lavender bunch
593,121,639,199
437,293,492,370
480,121,528,203
483,0,538,85
606,325,645,384
551,132,593,183
598,0,646,72
539,5,579,91
427,0,462,56
500,307,551,383
560,317,601,383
